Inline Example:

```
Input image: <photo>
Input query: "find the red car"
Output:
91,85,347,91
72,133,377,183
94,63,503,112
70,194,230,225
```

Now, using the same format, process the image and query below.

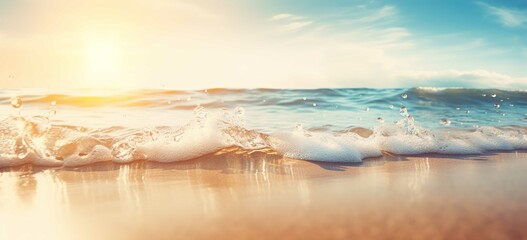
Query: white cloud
269,13,304,21
478,2,527,27
260,5,414,88
375,27,411,45
270,13,312,32
270,5,410,46
277,21,313,32
398,70,527,88
340,5,397,25
2,0,524,89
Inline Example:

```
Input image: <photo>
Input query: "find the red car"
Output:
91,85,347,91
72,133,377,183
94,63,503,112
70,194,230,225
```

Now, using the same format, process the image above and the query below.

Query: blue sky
0,0,526,89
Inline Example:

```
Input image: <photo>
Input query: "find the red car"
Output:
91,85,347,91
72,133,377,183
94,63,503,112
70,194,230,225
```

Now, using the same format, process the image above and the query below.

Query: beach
2,0,527,238
1,151,526,240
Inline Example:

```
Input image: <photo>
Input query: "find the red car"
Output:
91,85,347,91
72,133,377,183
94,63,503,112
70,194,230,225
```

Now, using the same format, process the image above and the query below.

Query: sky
0,0,526,89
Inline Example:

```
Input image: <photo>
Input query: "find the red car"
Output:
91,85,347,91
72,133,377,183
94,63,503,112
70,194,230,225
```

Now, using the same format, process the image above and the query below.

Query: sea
1,87,526,167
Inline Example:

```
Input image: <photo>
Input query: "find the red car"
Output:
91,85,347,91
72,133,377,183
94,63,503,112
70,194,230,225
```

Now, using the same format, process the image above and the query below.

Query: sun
83,35,123,88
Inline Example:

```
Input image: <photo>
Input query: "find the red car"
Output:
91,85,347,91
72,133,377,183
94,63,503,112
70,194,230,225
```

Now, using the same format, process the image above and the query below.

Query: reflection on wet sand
1,151,527,239
408,157,430,202
0,168,70,240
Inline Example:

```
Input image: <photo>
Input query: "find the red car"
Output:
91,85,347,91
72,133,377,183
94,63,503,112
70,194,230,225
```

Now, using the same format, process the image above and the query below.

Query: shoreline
1,151,527,239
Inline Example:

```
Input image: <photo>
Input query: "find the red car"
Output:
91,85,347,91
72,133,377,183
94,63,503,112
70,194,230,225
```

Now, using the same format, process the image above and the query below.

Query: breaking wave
1,104,526,168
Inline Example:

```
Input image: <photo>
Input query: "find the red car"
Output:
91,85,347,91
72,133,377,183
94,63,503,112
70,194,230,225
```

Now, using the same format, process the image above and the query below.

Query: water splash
1,88,527,168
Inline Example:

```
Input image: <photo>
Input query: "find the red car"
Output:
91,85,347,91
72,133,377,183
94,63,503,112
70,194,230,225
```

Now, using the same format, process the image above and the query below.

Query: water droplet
399,106,409,117
262,99,266,103
465,110,470,114
501,113,506,117
389,105,394,109
491,93,497,98
186,97,191,101
167,100,172,105
51,101,57,106
377,117,384,123
49,109,56,117
510,104,514,107
401,93,408,99
303,97,307,101
473,124,479,128
494,104,500,109
313,103,317,107
10,96,22,109
456,107,460,111
441,118,451,126
482,94,486,97
364,107,369,111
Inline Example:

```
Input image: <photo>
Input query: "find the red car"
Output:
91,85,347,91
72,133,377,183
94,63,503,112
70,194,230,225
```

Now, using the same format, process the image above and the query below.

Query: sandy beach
2,0,527,238
1,151,527,239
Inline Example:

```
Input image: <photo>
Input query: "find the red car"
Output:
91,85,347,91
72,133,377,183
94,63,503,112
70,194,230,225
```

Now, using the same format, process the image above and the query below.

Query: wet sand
1,151,527,240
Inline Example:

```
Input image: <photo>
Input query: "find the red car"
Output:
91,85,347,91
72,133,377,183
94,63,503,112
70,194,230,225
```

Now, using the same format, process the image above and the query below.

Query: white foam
63,144,113,167
374,125,527,156
134,118,230,163
270,128,381,162
415,87,464,92
1,111,527,167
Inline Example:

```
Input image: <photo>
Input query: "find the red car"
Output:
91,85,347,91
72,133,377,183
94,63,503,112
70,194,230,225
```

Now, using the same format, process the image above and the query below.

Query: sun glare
84,36,123,88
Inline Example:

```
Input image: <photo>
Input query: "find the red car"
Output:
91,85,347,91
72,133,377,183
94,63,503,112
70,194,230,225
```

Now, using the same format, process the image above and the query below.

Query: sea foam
1,107,526,167
1,87,526,167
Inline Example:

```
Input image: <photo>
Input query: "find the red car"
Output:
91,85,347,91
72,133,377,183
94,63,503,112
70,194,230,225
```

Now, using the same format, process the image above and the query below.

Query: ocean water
1,87,526,167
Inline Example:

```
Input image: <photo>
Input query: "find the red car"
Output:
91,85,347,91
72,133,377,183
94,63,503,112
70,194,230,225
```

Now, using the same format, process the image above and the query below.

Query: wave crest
1,106,526,168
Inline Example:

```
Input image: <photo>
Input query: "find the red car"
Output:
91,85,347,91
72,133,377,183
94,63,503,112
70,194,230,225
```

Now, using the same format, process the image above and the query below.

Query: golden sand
1,151,527,240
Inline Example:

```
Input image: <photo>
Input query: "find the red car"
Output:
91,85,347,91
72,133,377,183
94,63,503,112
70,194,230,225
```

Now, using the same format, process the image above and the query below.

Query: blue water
1,87,526,167
2,87,526,129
